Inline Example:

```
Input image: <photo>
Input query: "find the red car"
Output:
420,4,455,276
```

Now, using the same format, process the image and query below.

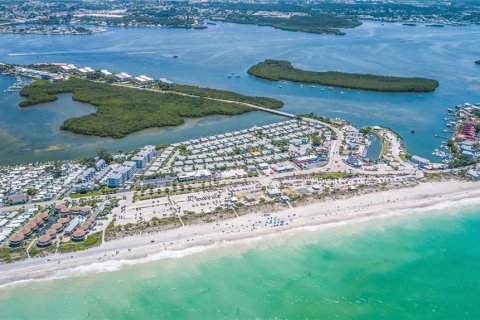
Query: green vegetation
96,147,113,163
171,84,283,109
447,139,459,155
27,188,38,196
248,60,439,93
299,113,345,129
58,231,102,253
0,246,27,263
378,135,390,158
178,144,189,157
19,78,283,138
313,172,355,179
29,243,56,258
70,187,117,199
219,12,361,35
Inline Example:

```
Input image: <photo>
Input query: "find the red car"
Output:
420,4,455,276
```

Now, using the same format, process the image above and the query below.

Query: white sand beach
0,180,479,288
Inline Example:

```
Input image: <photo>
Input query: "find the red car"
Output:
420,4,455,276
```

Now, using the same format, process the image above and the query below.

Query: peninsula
19,77,283,138
248,59,439,93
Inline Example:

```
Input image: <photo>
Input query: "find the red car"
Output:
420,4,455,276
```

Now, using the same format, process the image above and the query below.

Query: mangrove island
19,77,283,138
248,59,439,93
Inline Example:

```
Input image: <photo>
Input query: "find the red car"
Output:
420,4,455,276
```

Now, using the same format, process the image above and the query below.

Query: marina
4,76,29,93
432,102,480,163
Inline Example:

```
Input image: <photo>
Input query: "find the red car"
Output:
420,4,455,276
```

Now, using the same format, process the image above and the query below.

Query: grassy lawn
248,60,439,93
58,231,102,253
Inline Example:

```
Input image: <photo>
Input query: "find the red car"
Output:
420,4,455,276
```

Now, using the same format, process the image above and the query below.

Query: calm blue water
1,21,479,164
367,133,382,160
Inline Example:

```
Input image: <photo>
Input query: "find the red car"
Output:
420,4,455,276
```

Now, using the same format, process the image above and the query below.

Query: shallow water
1,21,480,164
1,203,479,319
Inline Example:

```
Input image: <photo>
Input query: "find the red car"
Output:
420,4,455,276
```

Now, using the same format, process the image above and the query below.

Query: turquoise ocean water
1,203,480,319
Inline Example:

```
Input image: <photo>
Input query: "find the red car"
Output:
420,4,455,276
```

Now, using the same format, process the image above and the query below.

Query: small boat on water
278,85,283,88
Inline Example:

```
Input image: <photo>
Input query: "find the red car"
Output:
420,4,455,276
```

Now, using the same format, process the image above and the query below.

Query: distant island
248,60,439,93
19,78,283,138
0,25,105,35
476,60,480,65
214,12,361,35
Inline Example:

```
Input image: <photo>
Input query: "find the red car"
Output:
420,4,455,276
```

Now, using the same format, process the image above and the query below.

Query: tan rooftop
57,217,69,225
37,235,51,243
52,223,63,230
10,233,24,242
72,229,86,238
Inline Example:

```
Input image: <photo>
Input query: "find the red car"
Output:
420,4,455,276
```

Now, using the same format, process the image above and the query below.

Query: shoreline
0,180,479,289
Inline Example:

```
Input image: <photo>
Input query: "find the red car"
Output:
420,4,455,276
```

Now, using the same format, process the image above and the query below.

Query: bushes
172,84,283,109
248,60,439,93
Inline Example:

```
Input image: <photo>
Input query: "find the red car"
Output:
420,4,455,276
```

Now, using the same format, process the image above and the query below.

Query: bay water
1,21,480,164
